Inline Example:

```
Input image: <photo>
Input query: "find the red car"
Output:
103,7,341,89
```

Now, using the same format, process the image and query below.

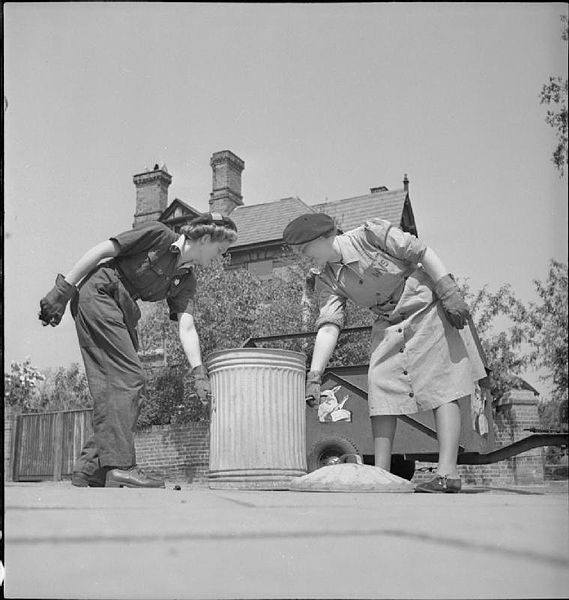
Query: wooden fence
12,409,93,481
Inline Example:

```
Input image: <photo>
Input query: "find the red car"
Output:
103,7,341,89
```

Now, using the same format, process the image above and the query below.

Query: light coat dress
313,218,486,416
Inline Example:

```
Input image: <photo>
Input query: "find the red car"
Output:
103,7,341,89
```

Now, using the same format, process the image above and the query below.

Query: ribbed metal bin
207,348,307,490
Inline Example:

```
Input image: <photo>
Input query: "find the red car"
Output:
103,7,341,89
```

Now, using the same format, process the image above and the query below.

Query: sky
4,2,568,394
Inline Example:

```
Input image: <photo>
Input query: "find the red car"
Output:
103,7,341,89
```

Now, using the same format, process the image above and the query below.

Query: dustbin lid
289,462,414,493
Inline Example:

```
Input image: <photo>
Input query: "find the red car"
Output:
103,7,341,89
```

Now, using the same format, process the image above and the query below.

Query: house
132,150,418,279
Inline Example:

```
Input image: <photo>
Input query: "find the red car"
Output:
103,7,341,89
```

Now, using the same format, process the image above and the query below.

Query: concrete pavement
3,480,569,599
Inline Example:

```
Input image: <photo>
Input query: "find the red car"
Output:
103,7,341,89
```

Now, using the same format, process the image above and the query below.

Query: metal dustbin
207,348,307,490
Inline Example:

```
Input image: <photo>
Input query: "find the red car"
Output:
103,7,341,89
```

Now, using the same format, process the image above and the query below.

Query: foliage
460,260,568,430
4,360,92,413
37,363,92,412
458,280,530,402
4,358,45,411
137,365,208,428
540,15,568,175
524,260,568,430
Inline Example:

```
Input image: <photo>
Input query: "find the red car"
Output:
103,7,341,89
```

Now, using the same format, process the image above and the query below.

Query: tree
459,280,531,402
523,260,568,430
462,260,569,431
540,15,568,175
37,363,92,412
4,358,45,412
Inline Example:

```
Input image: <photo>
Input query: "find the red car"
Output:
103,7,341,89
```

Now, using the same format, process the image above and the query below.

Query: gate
12,409,93,481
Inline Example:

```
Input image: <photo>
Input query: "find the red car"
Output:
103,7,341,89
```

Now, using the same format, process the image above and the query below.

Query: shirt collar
170,235,193,273
169,234,186,254
333,233,361,265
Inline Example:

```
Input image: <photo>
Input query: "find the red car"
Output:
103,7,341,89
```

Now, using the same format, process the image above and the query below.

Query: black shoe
415,474,462,493
105,466,165,488
71,472,106,488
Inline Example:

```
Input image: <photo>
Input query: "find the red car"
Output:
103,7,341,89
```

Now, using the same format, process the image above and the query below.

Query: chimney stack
132,163,172,228
209,150,245,216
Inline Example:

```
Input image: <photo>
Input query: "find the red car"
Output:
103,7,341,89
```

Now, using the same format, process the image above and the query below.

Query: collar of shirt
334,234,361,266
324,233,361,280
169,234,193,273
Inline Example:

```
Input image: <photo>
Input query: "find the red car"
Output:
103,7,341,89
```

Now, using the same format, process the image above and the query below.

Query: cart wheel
390,455,415,480
307,436,360,472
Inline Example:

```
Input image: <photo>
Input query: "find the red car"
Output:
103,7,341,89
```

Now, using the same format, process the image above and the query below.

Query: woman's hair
180,212,238,243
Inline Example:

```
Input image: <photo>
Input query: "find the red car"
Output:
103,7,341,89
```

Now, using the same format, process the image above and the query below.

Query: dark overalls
71,221,197,479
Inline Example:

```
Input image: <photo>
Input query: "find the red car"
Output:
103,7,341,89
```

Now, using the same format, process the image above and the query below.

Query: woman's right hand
191,365,212,407
39,274,77,327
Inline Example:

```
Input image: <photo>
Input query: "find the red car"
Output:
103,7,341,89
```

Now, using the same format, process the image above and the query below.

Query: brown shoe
105,466,165,489
415,474,462,493
71,471,106,488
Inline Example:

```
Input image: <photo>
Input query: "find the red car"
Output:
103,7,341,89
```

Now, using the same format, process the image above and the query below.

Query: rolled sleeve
167,273,197,321
314,281,347,330
364,218,427,264
110,221,175,257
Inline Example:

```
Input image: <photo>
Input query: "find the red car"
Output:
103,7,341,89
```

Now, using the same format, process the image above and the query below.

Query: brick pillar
133,164,172,227
494,389,544,485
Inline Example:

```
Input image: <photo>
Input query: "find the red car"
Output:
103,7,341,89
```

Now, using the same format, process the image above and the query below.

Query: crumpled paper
472,382,489,436
318,386,352,423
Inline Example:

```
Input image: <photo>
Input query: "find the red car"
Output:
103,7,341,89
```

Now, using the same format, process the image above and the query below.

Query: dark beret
282,213,335,245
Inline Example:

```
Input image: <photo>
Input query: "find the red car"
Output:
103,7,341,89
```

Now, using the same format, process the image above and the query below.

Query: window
248,260,273,280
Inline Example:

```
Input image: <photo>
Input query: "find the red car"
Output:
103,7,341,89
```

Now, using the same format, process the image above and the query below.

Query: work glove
433,274,470,329
305,370,323,410
191,365,212,407
39,274,78,327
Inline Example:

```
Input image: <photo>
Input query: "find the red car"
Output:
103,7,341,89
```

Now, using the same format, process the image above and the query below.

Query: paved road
3,481,569,599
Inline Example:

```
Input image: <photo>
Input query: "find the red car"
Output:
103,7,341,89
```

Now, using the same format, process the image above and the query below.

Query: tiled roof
312,189,408,233
229,189,408,248
230,196,314,248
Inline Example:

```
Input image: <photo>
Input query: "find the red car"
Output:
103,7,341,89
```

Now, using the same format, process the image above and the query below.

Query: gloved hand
434,274,470,329
305,370,322,409
191,365,211,407
39,274,78,327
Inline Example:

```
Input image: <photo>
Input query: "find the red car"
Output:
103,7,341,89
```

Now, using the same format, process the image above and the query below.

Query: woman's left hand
434,274,470,329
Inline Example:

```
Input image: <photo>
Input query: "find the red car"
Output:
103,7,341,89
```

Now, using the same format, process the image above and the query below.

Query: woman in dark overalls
283,213,487,493
39,213,237,488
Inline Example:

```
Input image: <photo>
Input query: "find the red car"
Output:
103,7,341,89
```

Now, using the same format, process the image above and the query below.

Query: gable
159,198,201,224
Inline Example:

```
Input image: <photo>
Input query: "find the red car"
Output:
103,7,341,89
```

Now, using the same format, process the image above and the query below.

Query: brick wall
134,421,210,485
4,387,547,488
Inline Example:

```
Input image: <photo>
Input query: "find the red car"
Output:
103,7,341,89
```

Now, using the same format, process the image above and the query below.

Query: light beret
282,213,335,245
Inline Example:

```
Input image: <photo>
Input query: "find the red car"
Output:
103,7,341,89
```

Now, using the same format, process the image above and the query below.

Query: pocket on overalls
105,281,141,351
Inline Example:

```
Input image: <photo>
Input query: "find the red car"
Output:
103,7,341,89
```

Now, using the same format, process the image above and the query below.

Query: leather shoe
71,471,106,488
415,474,462,493
105,466,165,488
